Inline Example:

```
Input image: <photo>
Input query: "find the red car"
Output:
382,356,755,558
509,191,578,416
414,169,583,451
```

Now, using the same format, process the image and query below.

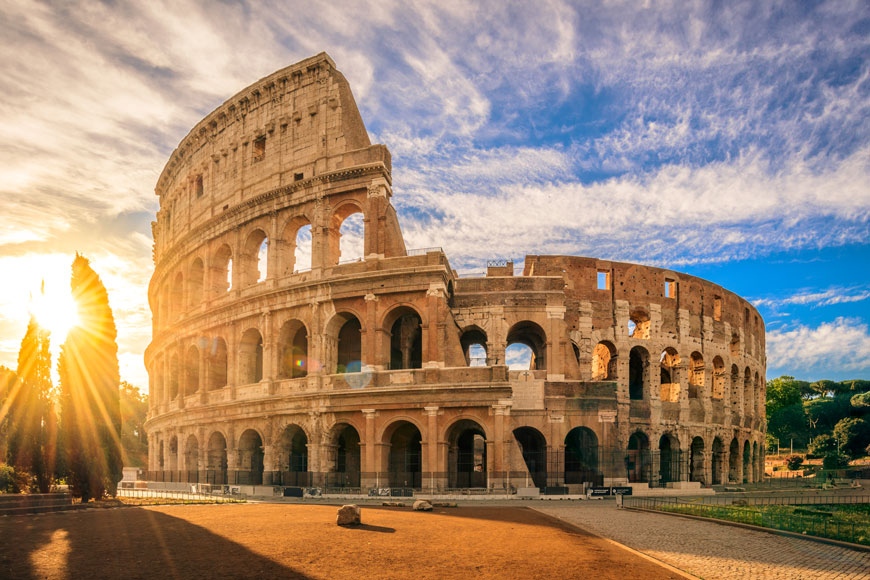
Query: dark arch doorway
659,433,683,484
626,432,651,482
276,425,309,487
690,436,705,484
513,427,547,489
447,420,487,488
564,427,600,486
236,429,264,485
387,422,422,489
327,424,361,488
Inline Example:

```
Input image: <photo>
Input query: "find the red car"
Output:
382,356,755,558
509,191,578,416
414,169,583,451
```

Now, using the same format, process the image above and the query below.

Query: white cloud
767,317,870,372
754,286,870,310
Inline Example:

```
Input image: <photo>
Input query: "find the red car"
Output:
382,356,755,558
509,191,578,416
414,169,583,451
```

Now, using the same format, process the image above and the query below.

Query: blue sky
0,0,868,387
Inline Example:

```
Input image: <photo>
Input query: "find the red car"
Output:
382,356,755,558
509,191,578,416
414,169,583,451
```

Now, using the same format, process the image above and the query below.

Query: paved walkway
535,502,870,580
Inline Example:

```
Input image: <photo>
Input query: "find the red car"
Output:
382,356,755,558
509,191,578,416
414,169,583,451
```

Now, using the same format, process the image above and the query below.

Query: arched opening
237,429,264,485
711,437,725,485
158,440,164,471
280,217,312,275
712,356,725,400
460,327,488,367
690,436,705,484
329,313,362,374
242,229,268,286
188,258,204,309
660,348,681,402
659,433,682,484
185,434,199,474
168,436,178,472
688,352,704,399
626,432,651,483
446,420,487,488
387,307,423,370
742,440,751,483
239,328,264,384
592,341,617,380
184,345,200,396
170,272,183,320
211,244,233,296
754,372,761,416
513,427,547,489
278,320,308,379
294,223,312,272
743,367,753,416
752,441,759,483
208,337,228,390
628,308,650,339
564,427,600,486
728,437,740,483
629,346,649,400
329,204,365,265
276,425,309,487
326,423,361,488
386,421,422,489
206,432,228,484
168,352,180,400
506,321,547,371
729,333,740,358
730,364,740,410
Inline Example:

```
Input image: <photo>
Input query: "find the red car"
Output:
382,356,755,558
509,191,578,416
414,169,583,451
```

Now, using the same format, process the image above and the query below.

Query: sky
0,0,869,390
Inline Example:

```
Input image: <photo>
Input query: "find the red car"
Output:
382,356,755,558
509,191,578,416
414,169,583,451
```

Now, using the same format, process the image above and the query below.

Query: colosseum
144,53,766,496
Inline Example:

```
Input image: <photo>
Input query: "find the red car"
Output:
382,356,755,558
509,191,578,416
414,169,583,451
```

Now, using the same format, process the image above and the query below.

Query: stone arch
158,440,165,470
329,201,366,265
277,319,309,379
383,305,424,370
210,243,233,296
629,346,649,400
168,435,179,472
382,419,422,489
239,328,264,384
460,326,488,367
445,419,487,488
752,441,759,483
742,440,751,483
690,436,705,484
324,422,362,488
712,356,725,400
592,341,617,380
564,427,599,485
280,215,314,275
168,350,180,400
626,431,651,483
688,352,704,399
207,337,228,390
728,437,740,483
711,436,725,484
184,344,200,396
743,366,753,416
512,426,548,489
659,432,682,484
185,434,199,472
206,431,228,483
170,271,183,320
188,257,204,309
628,308,650,339
241,228,268,286
276,423,309,486
236,428,264,485
729,332,740,359
326,311,363,374
730,364,741,410
506,321,547,371
660,348,681,402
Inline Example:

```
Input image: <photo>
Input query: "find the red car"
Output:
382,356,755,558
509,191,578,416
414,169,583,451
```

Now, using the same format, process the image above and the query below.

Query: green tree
0,366,16,461
58,255,122,502
7,316,56,492
851,391,870,413
766,376,804,417
767,403,809,448
832,417,870,458
805,395,852,434
119,382,148,467
807,434,837,457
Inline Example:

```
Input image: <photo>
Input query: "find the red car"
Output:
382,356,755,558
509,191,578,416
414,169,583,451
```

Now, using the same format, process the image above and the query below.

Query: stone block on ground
337,504,361,525
412,499,433,511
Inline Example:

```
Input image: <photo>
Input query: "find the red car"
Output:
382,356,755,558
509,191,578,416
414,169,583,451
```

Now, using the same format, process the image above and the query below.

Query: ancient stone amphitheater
144,53,766,495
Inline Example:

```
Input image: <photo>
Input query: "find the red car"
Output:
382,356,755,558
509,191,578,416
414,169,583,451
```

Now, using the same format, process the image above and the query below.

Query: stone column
423,406,439,490
546,306,566,379
364,293,380,369
362,409,377,488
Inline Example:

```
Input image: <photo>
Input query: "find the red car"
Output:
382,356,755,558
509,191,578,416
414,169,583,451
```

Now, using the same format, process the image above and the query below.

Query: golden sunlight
29,279,79,342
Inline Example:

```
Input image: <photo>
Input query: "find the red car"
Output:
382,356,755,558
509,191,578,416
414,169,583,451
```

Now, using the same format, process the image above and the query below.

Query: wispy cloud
754,286,870,310
767,317,870,373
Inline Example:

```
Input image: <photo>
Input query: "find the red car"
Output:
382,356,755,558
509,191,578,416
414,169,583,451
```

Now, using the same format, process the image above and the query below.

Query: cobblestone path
535,502,870,580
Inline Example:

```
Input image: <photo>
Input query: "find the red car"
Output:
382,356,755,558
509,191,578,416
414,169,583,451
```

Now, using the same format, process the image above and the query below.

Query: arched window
506,321,547,371
208,337,228,390
688,352,704,399
239,329,264,384
628,308,650,339
280,217,312,275
329,204,365,265
660,348,681,402
460,327,488,367
188,258,204,308
242,229,268,286
592,341,617,380
327,313,362,374
211,244,233,296
729,333,740,358
168,351,180,400
386,307,423,370
278,320,308,378
629,346,648,400
743,367,753,416
184,345,200,396
170,272,183,320
712,356,725,400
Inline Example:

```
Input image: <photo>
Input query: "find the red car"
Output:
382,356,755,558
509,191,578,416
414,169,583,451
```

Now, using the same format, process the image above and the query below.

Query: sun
29,282,79,341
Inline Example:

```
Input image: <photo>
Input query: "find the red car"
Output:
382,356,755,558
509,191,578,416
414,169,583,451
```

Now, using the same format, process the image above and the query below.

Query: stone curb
623,507,870,553
530,508,701,580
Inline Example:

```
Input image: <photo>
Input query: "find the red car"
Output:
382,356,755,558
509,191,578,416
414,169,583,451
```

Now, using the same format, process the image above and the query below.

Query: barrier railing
117,488,245,503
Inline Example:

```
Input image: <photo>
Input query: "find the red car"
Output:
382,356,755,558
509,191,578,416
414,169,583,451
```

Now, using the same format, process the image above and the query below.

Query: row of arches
155,205,366,327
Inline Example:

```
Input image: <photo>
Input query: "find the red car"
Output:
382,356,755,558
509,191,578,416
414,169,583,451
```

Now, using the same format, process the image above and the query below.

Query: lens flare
29,281,79,341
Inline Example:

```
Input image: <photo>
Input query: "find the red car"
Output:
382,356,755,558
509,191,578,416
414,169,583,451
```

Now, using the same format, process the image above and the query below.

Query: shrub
833,417,870,458
807,434,837,458
822,452,850,470
785,455,804,470
0,463,19,493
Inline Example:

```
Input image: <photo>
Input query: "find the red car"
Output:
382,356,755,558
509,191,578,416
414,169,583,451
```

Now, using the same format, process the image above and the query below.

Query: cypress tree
58,254,122,501
7,315,55,492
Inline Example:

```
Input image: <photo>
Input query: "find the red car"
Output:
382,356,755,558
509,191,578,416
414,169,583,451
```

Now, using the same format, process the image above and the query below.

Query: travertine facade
144,53,766,493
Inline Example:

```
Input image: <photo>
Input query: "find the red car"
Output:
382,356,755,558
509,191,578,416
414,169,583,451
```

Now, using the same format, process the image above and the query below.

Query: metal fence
623,496,870,546
641,493,870,507
117,488,245,503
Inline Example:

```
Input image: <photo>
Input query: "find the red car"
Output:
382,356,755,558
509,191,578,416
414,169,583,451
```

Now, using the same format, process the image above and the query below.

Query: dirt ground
0,503,685,579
